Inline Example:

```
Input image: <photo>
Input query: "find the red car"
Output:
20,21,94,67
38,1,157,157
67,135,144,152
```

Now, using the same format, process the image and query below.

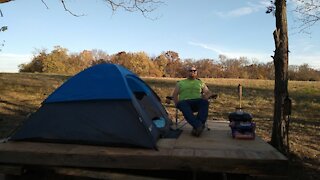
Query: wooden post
238,84,242,109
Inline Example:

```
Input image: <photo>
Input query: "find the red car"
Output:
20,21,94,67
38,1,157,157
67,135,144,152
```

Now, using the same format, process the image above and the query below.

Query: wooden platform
0,121,288,178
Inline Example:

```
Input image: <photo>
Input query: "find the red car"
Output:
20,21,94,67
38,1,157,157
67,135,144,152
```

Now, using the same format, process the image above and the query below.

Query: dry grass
0,73,319,179
0,73,69,137
144,77,320,180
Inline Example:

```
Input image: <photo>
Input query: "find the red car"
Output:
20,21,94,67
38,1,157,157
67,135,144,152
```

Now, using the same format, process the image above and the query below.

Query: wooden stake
238,84,242,109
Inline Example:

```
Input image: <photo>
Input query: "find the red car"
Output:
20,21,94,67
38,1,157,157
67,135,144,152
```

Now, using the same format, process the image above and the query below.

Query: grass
145,77,320,180
0,73,319,179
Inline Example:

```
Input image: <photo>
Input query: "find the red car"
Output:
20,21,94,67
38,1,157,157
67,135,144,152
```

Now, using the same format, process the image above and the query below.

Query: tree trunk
271,0,289,154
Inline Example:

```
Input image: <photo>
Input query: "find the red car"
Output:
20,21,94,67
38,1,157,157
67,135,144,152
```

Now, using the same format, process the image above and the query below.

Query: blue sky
0,0,319,72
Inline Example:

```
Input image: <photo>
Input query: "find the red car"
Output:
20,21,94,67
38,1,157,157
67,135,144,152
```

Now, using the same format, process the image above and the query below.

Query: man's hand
165,96,173,104
201,90,212,100
202,90,218,100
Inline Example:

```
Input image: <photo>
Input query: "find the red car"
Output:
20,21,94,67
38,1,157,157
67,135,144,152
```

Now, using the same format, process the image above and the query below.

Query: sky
0,0,320,72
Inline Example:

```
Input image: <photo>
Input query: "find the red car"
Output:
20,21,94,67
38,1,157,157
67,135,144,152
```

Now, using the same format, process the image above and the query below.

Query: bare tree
271,0,290,155
0,0,163,17
293,0,320,32
0,0,162,50
267,0,320,155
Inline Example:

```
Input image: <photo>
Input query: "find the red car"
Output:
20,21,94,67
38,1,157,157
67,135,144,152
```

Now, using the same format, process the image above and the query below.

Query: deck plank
0,121,287,176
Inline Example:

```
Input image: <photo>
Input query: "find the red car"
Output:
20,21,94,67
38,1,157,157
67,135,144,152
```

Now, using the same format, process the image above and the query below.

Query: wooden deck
0,121,288,178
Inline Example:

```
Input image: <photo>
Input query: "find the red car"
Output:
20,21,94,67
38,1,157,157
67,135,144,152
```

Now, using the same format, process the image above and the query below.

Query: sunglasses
189,70,197,72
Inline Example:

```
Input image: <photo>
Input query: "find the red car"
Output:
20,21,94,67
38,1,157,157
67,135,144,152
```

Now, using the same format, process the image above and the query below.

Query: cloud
217,7,255,18
216,0,271,18
188,41,272,62
188,42,224,55
189,41,320,69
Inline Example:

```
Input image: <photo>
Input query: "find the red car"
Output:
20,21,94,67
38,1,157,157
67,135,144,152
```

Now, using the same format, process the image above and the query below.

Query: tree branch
103,0,163,19
293,0,320,33
1,0,163,18
60,0,84,17
41,0,49,9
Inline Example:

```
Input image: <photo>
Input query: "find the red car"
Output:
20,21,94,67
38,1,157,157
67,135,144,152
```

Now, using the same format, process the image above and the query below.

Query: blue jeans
176,99,209,129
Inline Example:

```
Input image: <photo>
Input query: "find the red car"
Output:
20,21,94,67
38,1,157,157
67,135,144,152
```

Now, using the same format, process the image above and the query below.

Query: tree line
19,46,320,81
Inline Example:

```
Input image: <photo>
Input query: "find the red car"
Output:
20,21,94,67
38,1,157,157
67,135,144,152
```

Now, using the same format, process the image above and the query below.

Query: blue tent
11,64,172,149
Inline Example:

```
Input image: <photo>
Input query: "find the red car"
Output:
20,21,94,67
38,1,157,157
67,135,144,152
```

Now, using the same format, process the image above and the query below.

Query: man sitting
171,66,213,137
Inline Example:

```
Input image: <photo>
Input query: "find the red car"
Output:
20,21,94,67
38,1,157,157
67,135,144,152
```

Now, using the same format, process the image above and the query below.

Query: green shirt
178,79,205,100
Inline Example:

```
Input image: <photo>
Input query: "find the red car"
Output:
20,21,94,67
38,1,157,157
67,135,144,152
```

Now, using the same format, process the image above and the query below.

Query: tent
11,63,173,149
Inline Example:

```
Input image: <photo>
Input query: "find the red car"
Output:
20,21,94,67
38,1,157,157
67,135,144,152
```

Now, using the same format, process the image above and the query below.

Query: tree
296,63,320,81
69,53,90,74
137,52,161,76
91,49,110,63
267,0,320,154
219,56,247,78
0,0,162,17
293,0,320,32
264,61,275,80
79,50,94,67
153,54,169,77
19,49,48,73
163,51,183,77
0,0,162,50
267,0,290,155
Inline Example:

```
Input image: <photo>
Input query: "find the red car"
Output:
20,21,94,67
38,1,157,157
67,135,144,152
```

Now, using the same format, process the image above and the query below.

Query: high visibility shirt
178,79,205,100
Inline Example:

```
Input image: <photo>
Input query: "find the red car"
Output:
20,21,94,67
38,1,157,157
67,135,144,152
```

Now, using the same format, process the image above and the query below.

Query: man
172,66,213,137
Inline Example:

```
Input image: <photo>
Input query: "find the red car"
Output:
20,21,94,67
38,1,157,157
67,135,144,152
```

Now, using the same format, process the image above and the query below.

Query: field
0,73,319,179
